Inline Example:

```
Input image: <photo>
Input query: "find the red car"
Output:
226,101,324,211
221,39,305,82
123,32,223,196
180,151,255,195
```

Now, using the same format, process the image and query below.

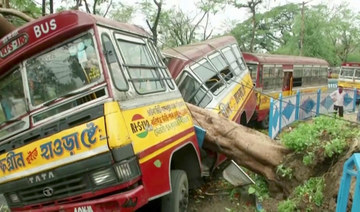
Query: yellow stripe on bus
139,132,195,164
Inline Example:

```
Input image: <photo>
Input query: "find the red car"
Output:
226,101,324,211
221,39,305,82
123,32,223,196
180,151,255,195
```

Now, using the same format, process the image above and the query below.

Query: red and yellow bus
163,36,257,126
242,52,329,128
0,10,204,212
338,62,360,99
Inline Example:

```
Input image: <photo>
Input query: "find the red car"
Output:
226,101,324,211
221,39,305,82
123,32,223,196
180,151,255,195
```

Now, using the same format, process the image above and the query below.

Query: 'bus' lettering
74,206,93,212
33,19,57,38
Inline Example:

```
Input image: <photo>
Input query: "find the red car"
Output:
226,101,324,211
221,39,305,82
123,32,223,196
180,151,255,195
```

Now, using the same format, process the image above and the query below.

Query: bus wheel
260,116,269,129
161,170,189,212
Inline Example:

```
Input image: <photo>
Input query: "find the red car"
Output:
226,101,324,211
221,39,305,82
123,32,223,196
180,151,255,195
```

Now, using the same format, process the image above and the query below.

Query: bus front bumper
12,185,147,212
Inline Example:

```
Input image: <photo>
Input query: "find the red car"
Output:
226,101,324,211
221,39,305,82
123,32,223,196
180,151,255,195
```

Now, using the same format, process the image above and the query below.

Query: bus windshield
25,33,101,106
0,69,26,125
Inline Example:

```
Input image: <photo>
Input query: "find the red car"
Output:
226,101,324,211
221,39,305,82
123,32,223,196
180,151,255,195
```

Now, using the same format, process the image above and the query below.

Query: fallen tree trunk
187,103,291,192
0,15,16,38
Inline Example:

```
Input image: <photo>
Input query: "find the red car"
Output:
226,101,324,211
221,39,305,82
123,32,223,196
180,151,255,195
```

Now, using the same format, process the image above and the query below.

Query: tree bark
187,103,290,186
0,8,34,22
0,15,16,38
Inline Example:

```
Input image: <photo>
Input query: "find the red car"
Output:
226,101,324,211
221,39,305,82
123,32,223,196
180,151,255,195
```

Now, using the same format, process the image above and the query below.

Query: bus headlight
0,193,9,210
91,168,117,186
114,157,141,183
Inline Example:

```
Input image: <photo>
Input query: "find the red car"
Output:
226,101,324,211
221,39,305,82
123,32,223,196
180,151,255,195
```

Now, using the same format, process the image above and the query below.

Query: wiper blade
43,88,90,107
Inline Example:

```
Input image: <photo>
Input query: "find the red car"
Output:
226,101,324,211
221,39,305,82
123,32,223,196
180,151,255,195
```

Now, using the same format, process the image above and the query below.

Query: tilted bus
242,53,329,128
163,36,257,171
0,10,204,212
338,62,360,100
163,36,257,125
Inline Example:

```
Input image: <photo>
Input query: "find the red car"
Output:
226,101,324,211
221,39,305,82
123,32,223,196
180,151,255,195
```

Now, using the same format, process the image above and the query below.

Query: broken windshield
25,32,102,106
0,69,26,125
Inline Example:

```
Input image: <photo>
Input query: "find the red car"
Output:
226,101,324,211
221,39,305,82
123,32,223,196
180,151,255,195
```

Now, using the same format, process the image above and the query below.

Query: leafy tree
140,0,227,48
139,0,163,46
108,2,135,23
231,3,299,52
0,0,39,26
231,0,263,52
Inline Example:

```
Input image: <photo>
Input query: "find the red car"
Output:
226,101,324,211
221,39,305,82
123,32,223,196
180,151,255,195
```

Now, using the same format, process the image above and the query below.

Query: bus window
102,34,128,91
311,67,319,85
355,69,360,78
178,73,212,107
247,63,258,83
231,44,247,71
0,69,26,123
209,52,233,82
26,32,101,106
115,35,165,94
340,68,354,79
222,47,241,76
293,67,303,87
263,66,277,90
191,59,225,95
147,41,175,90
303,66,312,86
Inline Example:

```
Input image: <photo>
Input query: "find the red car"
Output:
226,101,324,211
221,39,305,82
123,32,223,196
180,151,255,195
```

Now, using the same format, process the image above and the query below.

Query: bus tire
161,170,189,212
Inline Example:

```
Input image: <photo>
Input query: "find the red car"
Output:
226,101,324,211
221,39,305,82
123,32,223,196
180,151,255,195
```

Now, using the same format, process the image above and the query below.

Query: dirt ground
188,168,257,212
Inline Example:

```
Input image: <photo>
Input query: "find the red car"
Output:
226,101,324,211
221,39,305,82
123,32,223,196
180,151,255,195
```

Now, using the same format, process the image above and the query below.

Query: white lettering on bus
33,19,57,38
74,206,93,212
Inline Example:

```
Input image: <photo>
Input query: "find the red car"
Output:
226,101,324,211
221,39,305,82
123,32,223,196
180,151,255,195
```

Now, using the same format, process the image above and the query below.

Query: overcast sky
38,0,360,35
167,0,360,35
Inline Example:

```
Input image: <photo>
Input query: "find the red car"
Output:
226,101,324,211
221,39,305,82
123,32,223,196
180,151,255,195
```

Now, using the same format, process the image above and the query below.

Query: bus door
282,64,293,95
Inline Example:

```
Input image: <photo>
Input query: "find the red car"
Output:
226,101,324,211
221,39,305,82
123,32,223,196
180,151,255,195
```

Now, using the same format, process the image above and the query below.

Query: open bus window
115,35,165,94
26,33,101,106
0,69,26,124
191,59,225,95
178,74,212,108
209,53,233,82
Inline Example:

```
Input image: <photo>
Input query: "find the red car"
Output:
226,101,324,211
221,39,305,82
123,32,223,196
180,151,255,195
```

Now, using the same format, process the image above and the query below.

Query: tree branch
103,0,112,17
0,8,34,22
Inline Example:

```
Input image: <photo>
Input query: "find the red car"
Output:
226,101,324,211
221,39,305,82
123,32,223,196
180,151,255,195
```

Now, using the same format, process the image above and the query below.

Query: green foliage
281,123,317,152
230,2,360,65
278,177,325,211
278,199,297,212
294,177,324,207
324,138,347,158
276,164,293,179
247,175,269,202
302,152,315,166
281,116,351,166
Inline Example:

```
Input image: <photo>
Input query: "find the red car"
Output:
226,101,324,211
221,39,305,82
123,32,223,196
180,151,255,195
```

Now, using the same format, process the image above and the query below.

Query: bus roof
163,36,238,79
341,62,360,67
0,10,150,76
242,52,329,66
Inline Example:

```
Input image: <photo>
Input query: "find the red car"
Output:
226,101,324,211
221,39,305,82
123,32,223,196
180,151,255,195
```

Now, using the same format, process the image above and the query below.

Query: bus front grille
14,173,90,206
